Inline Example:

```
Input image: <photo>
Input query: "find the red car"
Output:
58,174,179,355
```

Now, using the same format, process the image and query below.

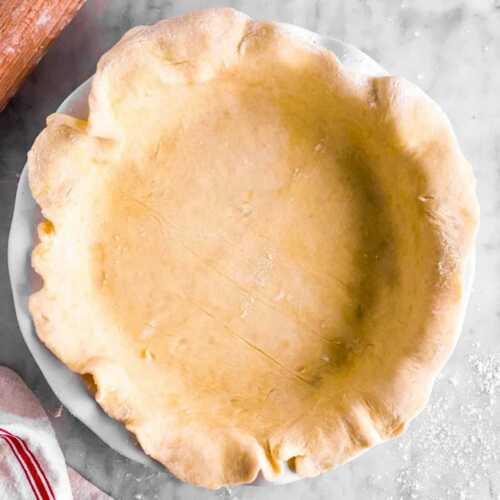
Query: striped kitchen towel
0,366,110,499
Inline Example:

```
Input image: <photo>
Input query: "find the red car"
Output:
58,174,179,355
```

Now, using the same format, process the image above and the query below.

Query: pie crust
28,8,478,489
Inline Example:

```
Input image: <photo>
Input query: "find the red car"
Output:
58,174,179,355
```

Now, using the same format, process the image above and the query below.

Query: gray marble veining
1,1,499,499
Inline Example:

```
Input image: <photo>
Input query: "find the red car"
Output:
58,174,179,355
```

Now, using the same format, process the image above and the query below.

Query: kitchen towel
0,366,110,499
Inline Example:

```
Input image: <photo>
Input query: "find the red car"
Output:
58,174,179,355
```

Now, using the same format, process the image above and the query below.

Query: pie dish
25,8,478,489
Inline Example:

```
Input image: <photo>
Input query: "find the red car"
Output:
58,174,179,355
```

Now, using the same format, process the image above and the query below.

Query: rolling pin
0,0,86,111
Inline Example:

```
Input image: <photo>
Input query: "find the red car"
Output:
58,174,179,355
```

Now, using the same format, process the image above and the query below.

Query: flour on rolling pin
0,0,86,111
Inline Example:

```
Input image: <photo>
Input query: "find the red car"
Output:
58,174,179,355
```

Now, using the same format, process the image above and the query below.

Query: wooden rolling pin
0,0,86,111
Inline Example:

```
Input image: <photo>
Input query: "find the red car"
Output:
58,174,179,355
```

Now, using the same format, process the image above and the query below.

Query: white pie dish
8,22,474,486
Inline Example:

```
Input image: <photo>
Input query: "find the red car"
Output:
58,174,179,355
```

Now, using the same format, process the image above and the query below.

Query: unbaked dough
28,8,478,489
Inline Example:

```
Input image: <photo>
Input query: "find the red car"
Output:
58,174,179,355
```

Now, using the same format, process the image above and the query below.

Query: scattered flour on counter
468,350,500,398
377,343,500,500
219,486,240,500
52,405,63,418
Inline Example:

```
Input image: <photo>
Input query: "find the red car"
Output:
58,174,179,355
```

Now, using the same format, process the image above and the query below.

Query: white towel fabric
0,366,110,500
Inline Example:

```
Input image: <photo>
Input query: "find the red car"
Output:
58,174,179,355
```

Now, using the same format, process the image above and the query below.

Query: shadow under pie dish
26,7,478,490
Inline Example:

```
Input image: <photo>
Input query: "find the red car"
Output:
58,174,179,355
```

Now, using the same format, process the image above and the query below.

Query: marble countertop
1,1,499,499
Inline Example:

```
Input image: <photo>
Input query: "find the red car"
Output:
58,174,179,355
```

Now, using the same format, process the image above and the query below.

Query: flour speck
36,10,51,27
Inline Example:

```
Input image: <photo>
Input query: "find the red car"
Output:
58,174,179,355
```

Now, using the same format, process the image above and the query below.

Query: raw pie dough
28,8,478,489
